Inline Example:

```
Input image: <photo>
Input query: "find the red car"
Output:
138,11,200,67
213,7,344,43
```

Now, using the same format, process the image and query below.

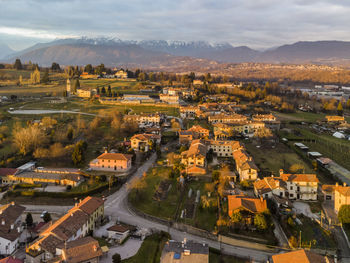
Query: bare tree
13,125,47,155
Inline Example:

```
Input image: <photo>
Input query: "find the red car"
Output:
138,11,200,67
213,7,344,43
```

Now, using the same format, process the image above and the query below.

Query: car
40,211,48,218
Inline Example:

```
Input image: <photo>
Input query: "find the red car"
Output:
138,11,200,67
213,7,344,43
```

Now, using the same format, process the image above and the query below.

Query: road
24,151,274,262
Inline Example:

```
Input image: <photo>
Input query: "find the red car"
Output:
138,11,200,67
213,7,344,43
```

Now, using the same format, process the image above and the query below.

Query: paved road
24,151,274,262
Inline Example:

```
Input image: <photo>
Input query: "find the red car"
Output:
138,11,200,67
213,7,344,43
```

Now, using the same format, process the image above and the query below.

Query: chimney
93,245,97,252
336,182,339,187
2,219,5,225
183,238,187,245
104,148,108,153
260,196,263,202
279,169,284,176
344,182,347,187
17,227,20,233
11,201,15,206
10,224,14,230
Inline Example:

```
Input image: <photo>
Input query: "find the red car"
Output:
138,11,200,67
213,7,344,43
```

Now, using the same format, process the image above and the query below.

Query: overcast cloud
0,0,350,50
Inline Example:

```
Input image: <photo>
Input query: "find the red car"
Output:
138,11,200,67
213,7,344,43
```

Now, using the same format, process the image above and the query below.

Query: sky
1,0,350,50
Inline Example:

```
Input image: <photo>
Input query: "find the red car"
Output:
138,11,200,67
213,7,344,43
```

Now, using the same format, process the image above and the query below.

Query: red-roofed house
89,152,132,171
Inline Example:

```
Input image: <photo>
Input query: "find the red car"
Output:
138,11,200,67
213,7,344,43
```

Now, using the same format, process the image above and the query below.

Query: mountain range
3,38,350,68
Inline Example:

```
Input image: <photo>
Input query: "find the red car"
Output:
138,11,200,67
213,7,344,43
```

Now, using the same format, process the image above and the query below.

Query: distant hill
0,43,14,59
5,38,350,67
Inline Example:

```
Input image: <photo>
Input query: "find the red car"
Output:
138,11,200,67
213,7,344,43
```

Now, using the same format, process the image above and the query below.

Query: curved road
25,152,273,262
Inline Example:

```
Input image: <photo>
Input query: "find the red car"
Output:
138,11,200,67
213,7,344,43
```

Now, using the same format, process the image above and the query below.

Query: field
245,141,313,176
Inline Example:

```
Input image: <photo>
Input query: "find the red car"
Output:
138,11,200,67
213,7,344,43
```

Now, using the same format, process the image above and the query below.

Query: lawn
128,166,181,220
122,232,169,263
177,179,217,232
282,215,336,250
245,141,313,176
273,111,326,123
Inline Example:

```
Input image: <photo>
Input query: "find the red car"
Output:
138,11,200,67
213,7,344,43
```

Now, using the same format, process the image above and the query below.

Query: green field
245,141,313,176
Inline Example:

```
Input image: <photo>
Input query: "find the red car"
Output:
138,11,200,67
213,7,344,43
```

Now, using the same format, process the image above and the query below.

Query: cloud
0,0,350,49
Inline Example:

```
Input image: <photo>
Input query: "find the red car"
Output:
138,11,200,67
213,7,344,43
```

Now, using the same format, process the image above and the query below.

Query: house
208,114,248,124
107,224,135,244
228,195,267,223
26,197,104,262
325,115,345,124
76,89,92,98
180,106,200,119
80,72,99,79
161,239,209,263
131,134,161,152
270,249,334,263
115,69,128,79
322,183,350,213
0,202,25,256
254,177,286,200
179,125,210,144
207,140,243,158
233,150,258,181
181,140,207,167
279,170,319,201
0,168,19,184
159,94,180,105
89,152,132,172
49,236,103,263
124,114,162,127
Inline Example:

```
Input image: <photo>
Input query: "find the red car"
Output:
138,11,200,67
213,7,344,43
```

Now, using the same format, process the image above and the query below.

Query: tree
43,212,52,223
101,87,106,95
72,141,86,165
231,211,242,223
67,127,74,141
51,62,60,71
289,163,305,173
13,59,22,70
112,253,121,263
254,213,267,230
347,99,350,109
338,205,350,224
25,213,33,227
84,64,93,74
72,79,80,93
337,101,344,115
94,63,105,75
30,68,41,84
41,71,50,84
13,125,47,155
289,235,298,248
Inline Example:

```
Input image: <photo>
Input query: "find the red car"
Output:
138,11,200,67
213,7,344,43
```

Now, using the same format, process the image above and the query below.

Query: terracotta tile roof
280,173,319,183
254,177,285,195
131,133,160,141
39,234,63,255
240,160,258,171
321,184,336,193
182,140,207,158
97,153,132,161
0,256,23,263
0,168,18,177
76,196,104,216
107,224,135,233
228,195,267,215
272,249,334,263
335,186,350,197
233,149,250,166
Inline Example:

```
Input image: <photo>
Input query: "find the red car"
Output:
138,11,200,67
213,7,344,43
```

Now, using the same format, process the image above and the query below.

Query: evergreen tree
84,64,93,74
43,212,52,223
72,79,80,93
25,213,33,227
107,85,112,97
13,59,22,70
51,62,60,71
96,87,100,95
41,71,50,84
101,87,106,95
347,99,350,109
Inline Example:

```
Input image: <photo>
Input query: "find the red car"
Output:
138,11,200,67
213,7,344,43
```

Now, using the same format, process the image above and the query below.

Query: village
0,64,349,263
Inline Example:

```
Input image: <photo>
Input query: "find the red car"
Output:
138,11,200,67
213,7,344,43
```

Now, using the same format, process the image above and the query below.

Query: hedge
5,182,110,199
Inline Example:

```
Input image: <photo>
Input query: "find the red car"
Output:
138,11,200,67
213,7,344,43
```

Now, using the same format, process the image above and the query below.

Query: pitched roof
272,249,334,263
228,195,267,214
0,203,25,241
0,168,18,177
76,196,104,216
96,153,132,161
240,160,258,171
182,140,207,158
280,173,319,183
0,257,23,263
254,177,286,195
186,165,207,175
107,224,135,233
131,133,160,141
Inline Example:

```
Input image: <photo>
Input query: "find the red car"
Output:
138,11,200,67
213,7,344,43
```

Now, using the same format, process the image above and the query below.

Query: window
290,194,294,198
290,186,293,190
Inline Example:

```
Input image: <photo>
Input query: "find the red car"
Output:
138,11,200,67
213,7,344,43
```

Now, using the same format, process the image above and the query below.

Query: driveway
293,201,319,219
100,238,143,262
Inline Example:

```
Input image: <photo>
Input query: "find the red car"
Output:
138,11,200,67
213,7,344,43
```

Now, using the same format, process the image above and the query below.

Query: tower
66,79,71,96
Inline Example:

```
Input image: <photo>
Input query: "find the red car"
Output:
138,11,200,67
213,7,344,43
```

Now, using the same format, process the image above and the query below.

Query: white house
0,202,25,256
